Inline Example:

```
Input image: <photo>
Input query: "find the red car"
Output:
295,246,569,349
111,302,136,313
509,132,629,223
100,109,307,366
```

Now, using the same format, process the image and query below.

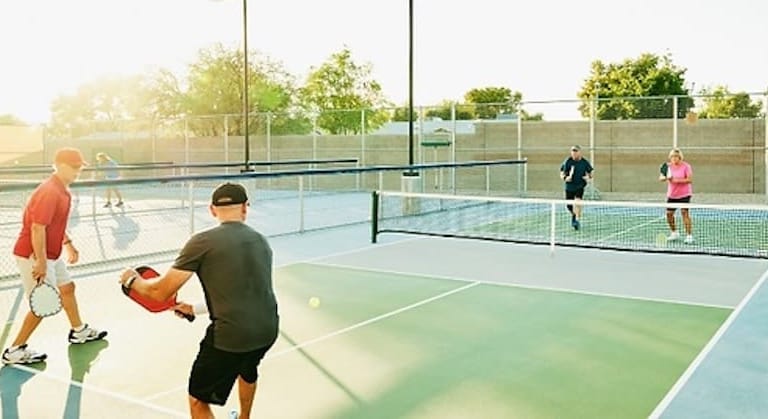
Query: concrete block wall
40,118,765,196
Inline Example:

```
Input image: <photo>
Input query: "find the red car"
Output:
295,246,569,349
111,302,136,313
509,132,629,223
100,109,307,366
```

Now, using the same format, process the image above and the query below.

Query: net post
401,170,421,215
298,176,305,233
371,190,379,243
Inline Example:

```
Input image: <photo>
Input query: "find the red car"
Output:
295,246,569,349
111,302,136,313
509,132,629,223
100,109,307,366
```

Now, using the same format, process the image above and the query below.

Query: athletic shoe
103,202,112,208
667,231,680,241
115,201,124,207
684,235,695,244
68,324,108,344
2,344,47,365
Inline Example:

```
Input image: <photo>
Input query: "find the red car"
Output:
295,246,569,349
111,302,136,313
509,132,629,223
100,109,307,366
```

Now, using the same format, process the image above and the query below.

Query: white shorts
15,256,72,297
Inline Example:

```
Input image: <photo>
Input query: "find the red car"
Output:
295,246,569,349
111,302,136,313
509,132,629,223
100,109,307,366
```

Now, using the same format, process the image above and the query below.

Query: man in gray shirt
120,182,278,419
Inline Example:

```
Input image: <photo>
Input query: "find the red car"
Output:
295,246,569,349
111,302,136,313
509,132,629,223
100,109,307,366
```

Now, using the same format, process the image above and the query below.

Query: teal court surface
1,222,768,418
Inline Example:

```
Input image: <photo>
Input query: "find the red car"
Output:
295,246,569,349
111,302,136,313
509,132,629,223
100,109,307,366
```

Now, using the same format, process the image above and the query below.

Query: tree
424,100,474,121
698,86,763,119
48,75,157,138
299,48,389,134
464,87,521,119
182,43,308,136
577,53,693,119
460,87,542,120
392,106,417,122
0,114,25,125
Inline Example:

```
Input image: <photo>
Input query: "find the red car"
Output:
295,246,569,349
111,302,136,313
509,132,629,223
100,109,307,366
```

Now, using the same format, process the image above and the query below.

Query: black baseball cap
211,183,248,206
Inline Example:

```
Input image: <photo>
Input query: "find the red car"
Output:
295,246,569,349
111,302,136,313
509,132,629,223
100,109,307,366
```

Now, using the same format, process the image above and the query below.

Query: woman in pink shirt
659,148,694,243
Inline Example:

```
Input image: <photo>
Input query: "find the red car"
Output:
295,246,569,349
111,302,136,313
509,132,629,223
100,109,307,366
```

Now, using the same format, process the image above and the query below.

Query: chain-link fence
3,92,766,201
0,160,526,281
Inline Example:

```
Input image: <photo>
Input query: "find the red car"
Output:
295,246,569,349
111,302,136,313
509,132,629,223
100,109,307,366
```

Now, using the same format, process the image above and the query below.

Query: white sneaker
667,231,680,241
685,235,695,244
2,344,47,365
68,324,108,344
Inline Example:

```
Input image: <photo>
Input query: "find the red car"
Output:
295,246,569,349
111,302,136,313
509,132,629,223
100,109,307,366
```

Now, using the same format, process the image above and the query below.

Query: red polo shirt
13,175,72,260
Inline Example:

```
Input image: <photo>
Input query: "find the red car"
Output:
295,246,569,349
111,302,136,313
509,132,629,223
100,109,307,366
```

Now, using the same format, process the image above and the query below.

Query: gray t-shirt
173,221,279,352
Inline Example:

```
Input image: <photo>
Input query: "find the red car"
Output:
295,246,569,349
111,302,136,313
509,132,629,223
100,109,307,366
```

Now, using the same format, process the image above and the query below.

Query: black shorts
565,188,585,200
666,195,691,211
188,339,275,406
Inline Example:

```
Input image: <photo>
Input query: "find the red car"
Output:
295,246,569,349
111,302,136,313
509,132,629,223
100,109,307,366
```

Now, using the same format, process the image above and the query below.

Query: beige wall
35,118,766,195
0,125,44,164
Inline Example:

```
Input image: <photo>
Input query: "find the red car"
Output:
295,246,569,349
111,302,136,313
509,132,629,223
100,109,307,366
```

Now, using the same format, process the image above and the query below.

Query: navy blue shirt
560,158,593,192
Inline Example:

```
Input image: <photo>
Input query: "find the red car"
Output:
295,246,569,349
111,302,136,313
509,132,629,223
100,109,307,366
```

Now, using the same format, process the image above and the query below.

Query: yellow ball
308,297,321,308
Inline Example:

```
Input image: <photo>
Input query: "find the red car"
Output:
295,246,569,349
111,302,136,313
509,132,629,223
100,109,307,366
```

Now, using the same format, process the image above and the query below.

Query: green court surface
268,263,729,419
0,229,759,418
376,193,768,258
474,206,768,256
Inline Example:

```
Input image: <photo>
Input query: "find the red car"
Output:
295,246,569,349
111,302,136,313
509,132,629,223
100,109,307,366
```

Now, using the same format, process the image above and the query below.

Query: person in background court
559,145,593,230
659,148,694,244
95,152,124,208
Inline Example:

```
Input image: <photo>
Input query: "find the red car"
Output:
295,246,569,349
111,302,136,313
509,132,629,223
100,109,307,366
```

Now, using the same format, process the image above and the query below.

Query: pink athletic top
667,161,693,199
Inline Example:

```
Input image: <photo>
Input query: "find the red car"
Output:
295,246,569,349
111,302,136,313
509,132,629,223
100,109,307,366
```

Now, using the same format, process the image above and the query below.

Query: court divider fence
0,159,526,281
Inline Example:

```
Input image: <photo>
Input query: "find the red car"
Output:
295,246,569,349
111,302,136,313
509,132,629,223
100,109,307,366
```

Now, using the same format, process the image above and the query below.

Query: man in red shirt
2,148,107,365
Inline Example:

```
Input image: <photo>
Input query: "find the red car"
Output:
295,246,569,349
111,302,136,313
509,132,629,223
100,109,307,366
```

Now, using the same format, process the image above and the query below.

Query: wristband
193,302,208,315
123,274,137,290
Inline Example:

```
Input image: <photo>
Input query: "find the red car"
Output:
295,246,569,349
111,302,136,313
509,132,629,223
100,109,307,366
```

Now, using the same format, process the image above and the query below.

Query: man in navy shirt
559,145,594,230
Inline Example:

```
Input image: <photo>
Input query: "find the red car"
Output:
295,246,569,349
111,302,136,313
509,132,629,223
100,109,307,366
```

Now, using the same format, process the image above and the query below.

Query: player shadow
108,208,140,250
62,339,110,419
0,285,24,349
278,330,362,405
0,363,48,419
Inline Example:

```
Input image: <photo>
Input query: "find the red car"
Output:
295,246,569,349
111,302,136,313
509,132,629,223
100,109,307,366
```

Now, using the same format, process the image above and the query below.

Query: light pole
211,0,251,171
407,0,414,169
240,0,252,172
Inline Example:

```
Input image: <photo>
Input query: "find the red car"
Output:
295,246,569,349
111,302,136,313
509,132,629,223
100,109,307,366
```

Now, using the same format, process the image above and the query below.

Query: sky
1,0,766,123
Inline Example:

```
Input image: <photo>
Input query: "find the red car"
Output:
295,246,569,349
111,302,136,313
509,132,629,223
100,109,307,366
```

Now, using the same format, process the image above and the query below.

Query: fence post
224,115,230,174
311,115,317,191
360,108,365,190
589,96,596,180
451,102,457,194
673,96,679,148
517,102,524,195
266,112,272,189
184,117,190,167
764,89,768,198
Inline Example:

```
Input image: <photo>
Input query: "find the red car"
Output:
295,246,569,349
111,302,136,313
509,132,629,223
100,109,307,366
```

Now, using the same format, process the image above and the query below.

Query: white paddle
29,282,62,317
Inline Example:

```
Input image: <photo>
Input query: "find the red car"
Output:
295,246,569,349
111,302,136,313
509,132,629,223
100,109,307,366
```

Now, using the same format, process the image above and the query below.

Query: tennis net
372,191,768,259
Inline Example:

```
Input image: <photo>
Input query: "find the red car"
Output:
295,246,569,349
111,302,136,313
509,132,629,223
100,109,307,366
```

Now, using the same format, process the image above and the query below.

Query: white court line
648,267,768,418
268,281,480,358
64,233,423,404
594,216,665,244
145,280,481,401
2,363,186,418
312,260,734,310
274,235,422,268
